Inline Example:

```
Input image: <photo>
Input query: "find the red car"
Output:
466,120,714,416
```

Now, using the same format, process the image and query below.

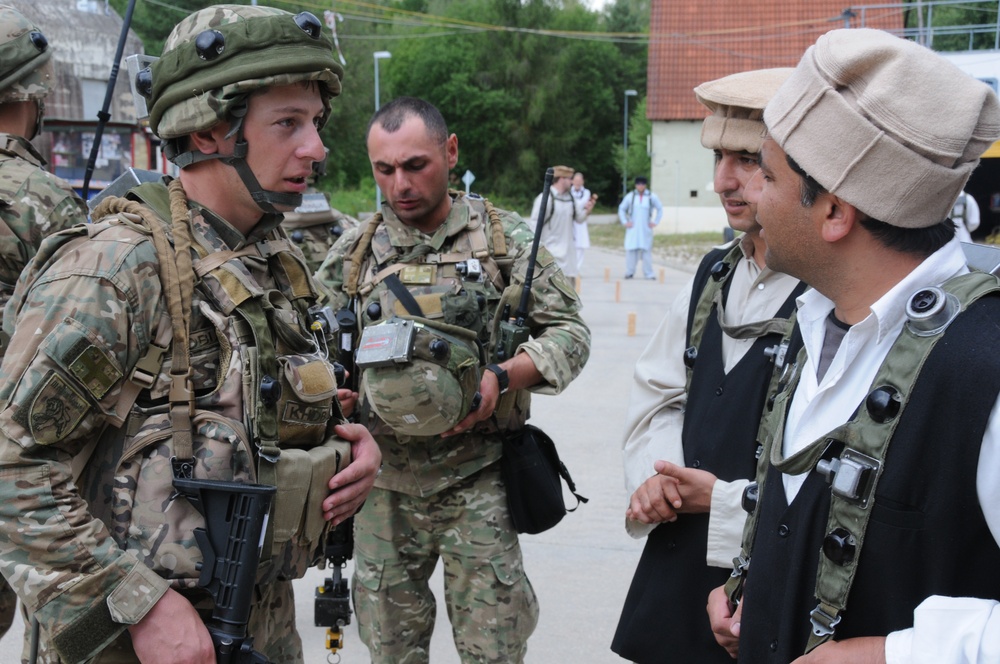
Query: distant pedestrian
618,176,663,279
951,189,980,243
531,164,593,278
570,171,595,272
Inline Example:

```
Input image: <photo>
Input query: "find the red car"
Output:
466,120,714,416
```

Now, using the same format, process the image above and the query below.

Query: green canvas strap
230,296,281,562
725,270,1000,650
724,320,807,608
685,242,744,394
803,270,1000,652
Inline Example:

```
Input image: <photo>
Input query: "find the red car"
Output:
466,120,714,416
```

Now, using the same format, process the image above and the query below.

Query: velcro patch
68,343,123,400
27,372,90,445
400,265,435,285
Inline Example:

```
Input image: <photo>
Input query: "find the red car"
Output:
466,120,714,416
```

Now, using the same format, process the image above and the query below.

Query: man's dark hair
367,96,449,146
786,154,954,258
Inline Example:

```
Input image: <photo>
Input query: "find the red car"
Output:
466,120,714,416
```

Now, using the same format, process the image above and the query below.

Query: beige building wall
649,120,730,235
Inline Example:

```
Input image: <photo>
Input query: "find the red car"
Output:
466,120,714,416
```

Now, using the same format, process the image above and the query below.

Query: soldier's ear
189,123,232,156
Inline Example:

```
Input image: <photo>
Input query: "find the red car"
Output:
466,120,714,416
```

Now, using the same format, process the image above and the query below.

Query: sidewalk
0,246,696,664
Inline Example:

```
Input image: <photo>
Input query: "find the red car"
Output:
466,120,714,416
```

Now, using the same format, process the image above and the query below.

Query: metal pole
623,89,637,197
623,93,629,197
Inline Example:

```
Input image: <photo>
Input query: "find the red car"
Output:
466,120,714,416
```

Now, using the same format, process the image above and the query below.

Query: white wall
648,119,730,234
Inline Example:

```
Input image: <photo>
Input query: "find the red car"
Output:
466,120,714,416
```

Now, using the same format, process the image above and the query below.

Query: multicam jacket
316,193,590,497
0,132,87,311
0,179,347,663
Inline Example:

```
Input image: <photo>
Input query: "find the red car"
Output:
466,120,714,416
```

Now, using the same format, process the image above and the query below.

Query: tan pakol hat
695,68,794,153
765,28,1000,229
552,165,574,179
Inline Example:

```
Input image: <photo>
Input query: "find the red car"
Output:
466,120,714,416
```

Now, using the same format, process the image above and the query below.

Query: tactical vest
727,271,1000,659
68,180,350,592
282,192,359,275
612,247,802,664
341,193,528,437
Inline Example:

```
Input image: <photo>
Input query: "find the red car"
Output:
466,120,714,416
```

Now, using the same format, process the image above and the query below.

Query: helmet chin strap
169,101,303,215
28,100,43,141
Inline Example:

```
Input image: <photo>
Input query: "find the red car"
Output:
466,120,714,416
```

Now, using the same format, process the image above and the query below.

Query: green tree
903,0,999,51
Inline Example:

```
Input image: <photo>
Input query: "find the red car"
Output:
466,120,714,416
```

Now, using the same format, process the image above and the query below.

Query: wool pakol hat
552,165,574,179
765,28,1000,229
695,68,794,153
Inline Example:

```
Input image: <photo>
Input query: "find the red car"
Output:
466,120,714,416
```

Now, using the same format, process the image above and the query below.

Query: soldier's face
368,115,458,233
243,84,327,210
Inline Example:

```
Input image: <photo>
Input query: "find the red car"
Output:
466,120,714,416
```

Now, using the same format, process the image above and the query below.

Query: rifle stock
173,478,276,664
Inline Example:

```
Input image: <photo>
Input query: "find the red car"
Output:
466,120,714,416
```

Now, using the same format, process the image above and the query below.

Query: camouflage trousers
19,577,302,664
352,463,539,664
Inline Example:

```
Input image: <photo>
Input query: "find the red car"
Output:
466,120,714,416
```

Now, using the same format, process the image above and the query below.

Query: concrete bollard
627,312,636,336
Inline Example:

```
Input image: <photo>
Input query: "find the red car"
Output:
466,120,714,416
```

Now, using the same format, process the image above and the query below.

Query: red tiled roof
649,1,904,120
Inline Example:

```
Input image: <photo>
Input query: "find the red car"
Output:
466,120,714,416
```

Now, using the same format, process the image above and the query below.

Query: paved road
0,246,694,664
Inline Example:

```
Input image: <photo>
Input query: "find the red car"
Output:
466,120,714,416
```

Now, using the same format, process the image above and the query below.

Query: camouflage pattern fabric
0,133,87,314
281,192,358,275
317,194,588,663
0,4,54,104
317,195,589,497
0,180,344,664
0,132,85,643
352,464,539,664
150,4,342,139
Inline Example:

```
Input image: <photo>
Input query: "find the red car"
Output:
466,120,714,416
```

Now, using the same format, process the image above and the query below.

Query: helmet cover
149,4,343,139
0,4,53,103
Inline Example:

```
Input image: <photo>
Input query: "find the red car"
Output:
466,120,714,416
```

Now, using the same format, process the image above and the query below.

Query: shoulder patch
18,371,90,445
68,341,123,400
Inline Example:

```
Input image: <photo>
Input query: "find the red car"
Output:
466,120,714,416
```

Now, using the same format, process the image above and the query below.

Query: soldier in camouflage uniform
281,149,359,275
316,96,590,664
0,4,89,642
0,5,381,664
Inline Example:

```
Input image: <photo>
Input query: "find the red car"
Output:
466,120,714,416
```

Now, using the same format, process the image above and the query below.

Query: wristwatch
484,363,509,394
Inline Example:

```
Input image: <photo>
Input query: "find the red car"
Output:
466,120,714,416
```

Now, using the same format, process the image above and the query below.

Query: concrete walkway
0,246,696,664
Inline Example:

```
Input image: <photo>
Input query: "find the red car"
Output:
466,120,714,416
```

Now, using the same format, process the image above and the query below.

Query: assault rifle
495,167,554,361
173,478,277,664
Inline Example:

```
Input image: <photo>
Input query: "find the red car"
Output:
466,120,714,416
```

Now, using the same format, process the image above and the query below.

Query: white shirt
778,238,1000,663
620,236,801,566
530,186,588,277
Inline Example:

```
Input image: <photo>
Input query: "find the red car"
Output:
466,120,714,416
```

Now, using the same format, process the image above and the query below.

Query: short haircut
786,155,954,258
367,96,449,146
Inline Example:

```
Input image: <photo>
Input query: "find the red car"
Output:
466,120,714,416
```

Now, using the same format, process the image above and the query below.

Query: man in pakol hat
709,28,1000,662
612,67,801,664
530,164,593,278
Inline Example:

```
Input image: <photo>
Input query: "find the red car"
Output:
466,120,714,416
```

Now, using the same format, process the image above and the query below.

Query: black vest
739,294,1000,662
612,249,801,663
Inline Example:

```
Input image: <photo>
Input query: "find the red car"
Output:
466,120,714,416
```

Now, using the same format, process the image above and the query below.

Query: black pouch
500,424,588,534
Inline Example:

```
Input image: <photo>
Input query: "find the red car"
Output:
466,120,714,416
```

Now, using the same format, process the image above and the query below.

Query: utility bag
500,424,587,534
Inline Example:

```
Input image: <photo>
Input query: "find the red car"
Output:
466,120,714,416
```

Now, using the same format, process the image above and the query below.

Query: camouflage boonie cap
0,4,53,103
148,4,344,139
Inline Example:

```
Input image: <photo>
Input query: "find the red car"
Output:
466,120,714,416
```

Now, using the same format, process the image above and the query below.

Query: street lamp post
374,50,392,209
623,89,638,197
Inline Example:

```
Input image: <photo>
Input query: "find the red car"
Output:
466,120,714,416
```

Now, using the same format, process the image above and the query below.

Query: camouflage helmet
0,4,54,104
360,318,483,437
145,4,343,140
